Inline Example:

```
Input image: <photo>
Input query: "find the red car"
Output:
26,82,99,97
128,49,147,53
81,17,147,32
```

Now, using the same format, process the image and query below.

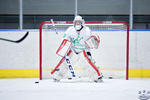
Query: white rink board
0,30,150,73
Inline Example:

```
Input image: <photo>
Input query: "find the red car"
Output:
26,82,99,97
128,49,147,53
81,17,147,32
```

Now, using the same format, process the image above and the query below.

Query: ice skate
94,75,103,83
53,78,60,82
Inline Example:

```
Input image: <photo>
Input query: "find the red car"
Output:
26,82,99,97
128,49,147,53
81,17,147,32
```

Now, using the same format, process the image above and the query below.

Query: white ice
0,78,150,100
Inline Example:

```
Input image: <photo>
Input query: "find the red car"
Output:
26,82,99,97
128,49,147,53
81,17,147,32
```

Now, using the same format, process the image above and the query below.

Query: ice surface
0,78,150,100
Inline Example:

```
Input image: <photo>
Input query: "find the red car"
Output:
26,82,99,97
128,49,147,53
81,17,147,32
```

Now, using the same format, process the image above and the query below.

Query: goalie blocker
51,39,103,82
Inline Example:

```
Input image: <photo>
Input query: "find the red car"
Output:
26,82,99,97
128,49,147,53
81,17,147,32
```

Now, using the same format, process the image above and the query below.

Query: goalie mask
73,15,84,31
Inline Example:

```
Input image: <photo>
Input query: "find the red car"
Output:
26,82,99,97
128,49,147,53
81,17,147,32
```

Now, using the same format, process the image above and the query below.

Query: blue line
130,29,150,31
0,30,22,31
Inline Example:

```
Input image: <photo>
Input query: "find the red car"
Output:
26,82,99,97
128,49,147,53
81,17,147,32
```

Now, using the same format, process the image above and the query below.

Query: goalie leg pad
51,62,69,81
51,50,72,74
51,57,65,75
83,50,100,76
51,50,73,81
83,50,103,81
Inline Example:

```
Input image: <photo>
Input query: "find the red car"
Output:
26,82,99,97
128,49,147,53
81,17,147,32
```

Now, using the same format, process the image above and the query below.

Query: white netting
39,21,129,80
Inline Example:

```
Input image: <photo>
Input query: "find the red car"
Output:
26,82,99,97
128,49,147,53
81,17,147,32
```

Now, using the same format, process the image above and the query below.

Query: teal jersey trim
63,33,66,38
71,32,86,50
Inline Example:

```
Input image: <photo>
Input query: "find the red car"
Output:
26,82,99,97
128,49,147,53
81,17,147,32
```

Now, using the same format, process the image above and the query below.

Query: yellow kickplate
0,68,150,78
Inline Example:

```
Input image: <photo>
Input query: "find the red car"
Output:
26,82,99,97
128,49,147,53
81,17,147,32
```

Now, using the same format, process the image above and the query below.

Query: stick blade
0,31,29,43
15,31,29,43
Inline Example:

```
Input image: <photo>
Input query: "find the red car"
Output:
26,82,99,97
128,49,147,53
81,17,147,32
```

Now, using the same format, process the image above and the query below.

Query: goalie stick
51,19,76,78
65,56,76,77
0,31,29,43
51,19,58,34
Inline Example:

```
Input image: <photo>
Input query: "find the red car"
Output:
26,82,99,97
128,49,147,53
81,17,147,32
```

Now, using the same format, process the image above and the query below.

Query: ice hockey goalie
51,15,103,83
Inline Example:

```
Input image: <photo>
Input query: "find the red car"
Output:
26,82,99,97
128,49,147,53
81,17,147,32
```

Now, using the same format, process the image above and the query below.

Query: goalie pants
51,50,101,81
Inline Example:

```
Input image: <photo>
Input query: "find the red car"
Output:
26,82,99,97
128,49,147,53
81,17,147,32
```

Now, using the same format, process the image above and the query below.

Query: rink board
0,30,150,78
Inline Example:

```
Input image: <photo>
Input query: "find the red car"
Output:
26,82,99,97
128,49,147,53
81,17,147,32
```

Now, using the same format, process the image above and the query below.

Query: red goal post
39,21,129,80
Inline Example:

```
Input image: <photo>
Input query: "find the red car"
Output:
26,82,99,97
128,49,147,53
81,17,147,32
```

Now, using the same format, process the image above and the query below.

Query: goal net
39,21,129,80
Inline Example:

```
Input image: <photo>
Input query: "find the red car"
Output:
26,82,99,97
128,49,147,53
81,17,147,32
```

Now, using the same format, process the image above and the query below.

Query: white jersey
64,26,92,53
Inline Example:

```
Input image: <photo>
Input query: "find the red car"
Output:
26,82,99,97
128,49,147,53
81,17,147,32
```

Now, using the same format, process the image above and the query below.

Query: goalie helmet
73,15,84,31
